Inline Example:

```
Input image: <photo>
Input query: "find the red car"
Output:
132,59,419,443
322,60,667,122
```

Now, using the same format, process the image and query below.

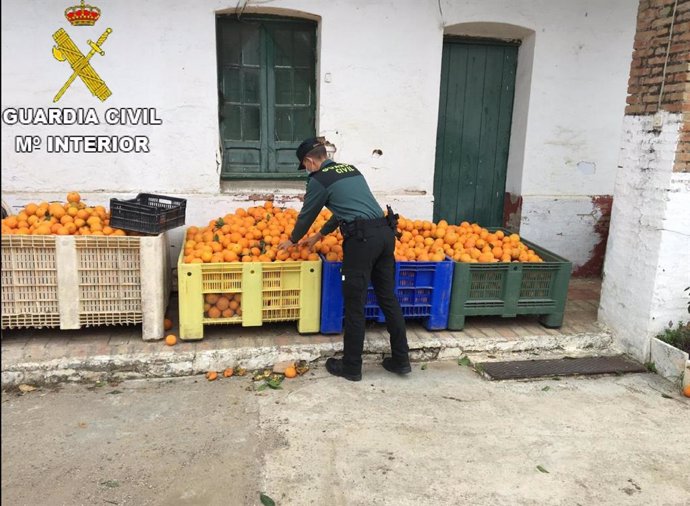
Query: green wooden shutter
433,38,518,226
217,16,316,179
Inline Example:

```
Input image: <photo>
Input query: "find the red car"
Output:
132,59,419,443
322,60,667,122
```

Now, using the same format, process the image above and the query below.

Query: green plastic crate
448,228,572,330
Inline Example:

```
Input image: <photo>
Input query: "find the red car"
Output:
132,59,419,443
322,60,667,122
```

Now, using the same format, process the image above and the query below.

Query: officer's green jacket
290,159,383,243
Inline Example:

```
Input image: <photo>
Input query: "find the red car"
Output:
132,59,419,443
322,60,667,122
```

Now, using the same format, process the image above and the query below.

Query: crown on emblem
64,0,101,26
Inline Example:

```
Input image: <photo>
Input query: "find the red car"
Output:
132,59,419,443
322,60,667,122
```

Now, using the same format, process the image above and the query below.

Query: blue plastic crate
319,256,454,334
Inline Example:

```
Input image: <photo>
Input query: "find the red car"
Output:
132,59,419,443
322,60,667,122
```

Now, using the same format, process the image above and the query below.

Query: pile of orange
394,218,543,263
182,201,541,264
0,192,127,237
204,292,242,319
182,201,341,264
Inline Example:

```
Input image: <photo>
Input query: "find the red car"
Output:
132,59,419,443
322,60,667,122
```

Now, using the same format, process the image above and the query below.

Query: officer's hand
278,239,294,251
299,232,322,250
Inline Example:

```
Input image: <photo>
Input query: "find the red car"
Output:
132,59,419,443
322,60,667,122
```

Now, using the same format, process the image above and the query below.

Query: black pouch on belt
339,220,357,240
385,205,402,239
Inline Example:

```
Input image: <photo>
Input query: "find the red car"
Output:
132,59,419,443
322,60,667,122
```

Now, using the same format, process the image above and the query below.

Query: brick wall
626,0,690,172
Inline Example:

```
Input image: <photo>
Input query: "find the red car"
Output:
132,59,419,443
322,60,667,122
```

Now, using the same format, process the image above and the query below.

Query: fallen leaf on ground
260,493,276,506
18,384,37,393
458,356,472,367
537,465,549,474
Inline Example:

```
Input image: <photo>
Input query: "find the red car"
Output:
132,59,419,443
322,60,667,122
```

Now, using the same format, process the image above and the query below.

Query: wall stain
503,192,522,232
573,195,613,277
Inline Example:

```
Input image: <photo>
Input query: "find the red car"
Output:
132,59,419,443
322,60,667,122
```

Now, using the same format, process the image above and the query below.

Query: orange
48,203,65,219
207,306,221,319
683,384,690,398
164,318,173,331
223,367,234,378
216,296,230,311
165,334,177,346
206,371,218,381
284,366,297,378
67,192,81,203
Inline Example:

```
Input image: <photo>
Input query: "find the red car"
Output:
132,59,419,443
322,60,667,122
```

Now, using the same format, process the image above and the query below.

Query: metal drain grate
478,356,647,380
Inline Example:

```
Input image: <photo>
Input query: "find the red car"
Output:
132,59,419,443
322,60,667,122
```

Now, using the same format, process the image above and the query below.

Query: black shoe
326,358,362,382
382,357,412,375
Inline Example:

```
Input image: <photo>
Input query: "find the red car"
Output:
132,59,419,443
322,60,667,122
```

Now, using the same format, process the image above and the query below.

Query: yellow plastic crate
177,251,321,340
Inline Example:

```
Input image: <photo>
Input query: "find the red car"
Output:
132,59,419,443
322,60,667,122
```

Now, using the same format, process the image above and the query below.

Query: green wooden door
433,38,518,226
217,16,316,179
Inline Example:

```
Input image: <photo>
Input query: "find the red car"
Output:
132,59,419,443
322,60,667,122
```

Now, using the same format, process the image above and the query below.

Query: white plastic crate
1,234,170,340
1,236,61,329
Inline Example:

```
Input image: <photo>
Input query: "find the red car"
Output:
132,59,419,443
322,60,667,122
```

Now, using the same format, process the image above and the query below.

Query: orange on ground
284,366,297,378
165,334,177,346
206,371,218,381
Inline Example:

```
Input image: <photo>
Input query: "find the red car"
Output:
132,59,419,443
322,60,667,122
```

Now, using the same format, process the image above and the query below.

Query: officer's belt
339,216,389,238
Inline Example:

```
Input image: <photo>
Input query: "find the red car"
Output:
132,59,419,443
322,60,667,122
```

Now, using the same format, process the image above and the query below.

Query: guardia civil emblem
52,1,113,102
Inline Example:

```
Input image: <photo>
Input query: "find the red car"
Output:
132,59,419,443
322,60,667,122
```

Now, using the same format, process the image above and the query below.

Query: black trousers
341,225,409,374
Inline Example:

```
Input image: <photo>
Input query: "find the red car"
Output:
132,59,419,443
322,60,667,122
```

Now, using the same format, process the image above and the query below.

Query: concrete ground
2,362,689,506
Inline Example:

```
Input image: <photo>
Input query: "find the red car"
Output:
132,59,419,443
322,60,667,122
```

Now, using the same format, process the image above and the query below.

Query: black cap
296,137,322,171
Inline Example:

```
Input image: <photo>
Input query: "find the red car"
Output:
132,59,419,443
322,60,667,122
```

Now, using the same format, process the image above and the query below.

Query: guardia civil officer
279,138,411,381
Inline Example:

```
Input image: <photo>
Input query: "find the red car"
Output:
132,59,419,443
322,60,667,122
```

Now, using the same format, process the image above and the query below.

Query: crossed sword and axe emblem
52,27,112,102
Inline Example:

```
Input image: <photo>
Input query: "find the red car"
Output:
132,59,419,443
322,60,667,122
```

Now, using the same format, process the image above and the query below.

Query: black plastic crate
109,193,186,235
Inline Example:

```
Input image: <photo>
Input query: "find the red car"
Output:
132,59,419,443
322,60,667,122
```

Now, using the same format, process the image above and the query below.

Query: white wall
599,112,690,362
1,0,637,269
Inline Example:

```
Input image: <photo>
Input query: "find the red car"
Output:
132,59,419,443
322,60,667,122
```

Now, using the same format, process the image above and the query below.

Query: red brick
641,74,665,84
678,1,690,13
647,66,664,78
626,84,640,96
663,101,684,112
650,0,675,7
626,104,646,114
675,151,690,161
668,41,690,53
673,161,690,173
626,94,641,105
661,82,689,92
672,20,690,33
652,16,673,29
655,29,671,41
648,55,670,65
669,53,690,64
645,103,660,113
643,92,661,102
666,62,690,73
667,70,690,81
663,90,685,101
636,48,658,58
634,29,659,42
630,67,650,78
